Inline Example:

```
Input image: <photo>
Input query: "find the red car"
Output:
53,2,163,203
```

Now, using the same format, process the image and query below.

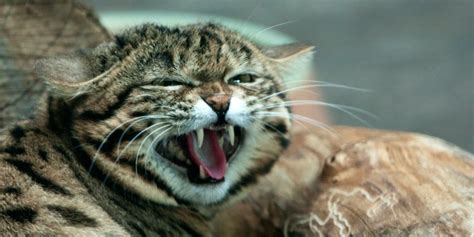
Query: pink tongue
186,129,227,180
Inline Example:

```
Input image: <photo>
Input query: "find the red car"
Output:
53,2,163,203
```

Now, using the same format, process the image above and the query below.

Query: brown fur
0,23,313,236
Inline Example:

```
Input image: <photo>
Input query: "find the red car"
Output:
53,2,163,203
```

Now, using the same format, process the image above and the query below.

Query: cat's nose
202,94,230,123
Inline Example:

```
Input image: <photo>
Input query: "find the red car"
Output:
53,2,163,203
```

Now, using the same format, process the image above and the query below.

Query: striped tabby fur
0,23,312,236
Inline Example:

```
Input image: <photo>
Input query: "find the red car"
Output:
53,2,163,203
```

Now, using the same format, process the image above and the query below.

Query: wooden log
212,126,474,236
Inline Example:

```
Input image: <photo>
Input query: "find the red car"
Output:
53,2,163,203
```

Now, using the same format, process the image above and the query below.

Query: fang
196,128,204,148
227,125,235,146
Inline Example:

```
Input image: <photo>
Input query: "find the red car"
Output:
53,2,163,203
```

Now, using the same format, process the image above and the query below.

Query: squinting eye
228,74,256,85
154,79,185,87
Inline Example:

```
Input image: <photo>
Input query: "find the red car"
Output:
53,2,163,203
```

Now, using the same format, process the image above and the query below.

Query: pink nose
203,94,230,112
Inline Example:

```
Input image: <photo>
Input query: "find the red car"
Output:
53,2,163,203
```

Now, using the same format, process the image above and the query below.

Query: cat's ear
35,52,95,96
261,43,315,79
35,43,117,97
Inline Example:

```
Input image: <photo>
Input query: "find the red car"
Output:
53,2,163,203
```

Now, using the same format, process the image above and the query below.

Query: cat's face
39,23,312,206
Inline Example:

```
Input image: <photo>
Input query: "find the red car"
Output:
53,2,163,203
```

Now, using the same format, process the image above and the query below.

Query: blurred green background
84,0,473,152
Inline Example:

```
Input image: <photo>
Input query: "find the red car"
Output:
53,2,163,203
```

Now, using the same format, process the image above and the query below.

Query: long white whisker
288,89,321,97
258,100,377,127
244,0,263,22
88,115,150,174
281,80,371,92
135,125,172,163
249,117,288,138
135,124,173,174
255,111,340,138
257,84,369,102
116,115,169,155
101,125,171,185
252,112,310,132
144,127,175,160
116,122,168,161
264,100,375,116
255,20,296,37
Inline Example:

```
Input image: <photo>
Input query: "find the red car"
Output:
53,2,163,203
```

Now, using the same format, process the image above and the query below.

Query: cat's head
37,23,313,206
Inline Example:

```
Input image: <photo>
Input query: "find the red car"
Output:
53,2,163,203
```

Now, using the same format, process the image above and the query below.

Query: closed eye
159,80,184,87
152,78,188,87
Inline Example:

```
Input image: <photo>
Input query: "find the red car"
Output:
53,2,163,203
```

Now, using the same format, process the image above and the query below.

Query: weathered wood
0,0,112,128
212,126,474,236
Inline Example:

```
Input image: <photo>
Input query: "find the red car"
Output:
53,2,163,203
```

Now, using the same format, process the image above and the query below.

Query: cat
0,23,313,236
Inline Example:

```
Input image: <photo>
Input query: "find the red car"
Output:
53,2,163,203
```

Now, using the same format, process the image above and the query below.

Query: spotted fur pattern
0,23,312,236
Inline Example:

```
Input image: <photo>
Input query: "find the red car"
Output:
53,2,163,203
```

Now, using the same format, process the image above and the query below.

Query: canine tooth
219,137,224,146
227,125,235,146
196,128,204,148
199,165,206,179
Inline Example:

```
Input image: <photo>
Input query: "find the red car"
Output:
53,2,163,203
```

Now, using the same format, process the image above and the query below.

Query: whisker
270,100,377,118
249,117,288,138
101,125,171,185
244,0,263,22
135,125,172,166
268,113,314,132
256,84,370,103
116,122,169,162
116,115,169,155
280,80,372,92
255,111,340,138
287,89,321,97
88,115,151,174
137,126,173,176
258,100,377,127
255,20,296,37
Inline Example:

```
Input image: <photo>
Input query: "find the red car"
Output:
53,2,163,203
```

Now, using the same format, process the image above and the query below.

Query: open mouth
155,125,243,184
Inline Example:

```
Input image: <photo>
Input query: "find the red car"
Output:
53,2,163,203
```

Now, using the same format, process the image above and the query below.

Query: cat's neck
69,154,211,235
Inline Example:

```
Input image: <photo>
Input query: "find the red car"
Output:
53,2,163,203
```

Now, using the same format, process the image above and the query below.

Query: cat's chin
153,125,244,185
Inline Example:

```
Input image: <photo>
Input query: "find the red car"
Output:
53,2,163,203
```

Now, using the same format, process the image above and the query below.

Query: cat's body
0,23,313,236
1,120,222,236
1,122,131,236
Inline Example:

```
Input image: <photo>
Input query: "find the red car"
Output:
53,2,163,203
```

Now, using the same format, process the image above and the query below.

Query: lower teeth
199,166,206,179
